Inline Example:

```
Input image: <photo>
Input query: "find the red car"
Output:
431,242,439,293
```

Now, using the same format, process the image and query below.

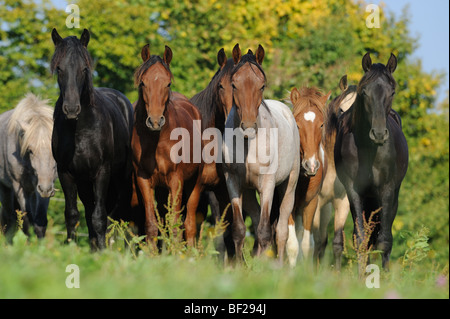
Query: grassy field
0,205,448,300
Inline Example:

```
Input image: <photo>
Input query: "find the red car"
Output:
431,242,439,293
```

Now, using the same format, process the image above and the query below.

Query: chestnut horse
335,53,408,270
312,75,354,270
132,44,204,247
286,87,330,267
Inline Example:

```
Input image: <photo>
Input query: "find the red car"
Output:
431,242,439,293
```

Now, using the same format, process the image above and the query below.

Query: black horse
51,28,134,250
334,52,408,270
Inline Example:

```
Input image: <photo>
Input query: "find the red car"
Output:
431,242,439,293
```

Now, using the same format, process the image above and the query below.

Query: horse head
231,44,266,138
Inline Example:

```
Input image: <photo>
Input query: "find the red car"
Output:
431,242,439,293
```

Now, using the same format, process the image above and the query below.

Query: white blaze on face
304,111,316,122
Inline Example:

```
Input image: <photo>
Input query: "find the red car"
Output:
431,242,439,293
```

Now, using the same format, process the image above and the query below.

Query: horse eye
260,85,265,91
218,84,224,90
167,82,172,88
232,83,236,90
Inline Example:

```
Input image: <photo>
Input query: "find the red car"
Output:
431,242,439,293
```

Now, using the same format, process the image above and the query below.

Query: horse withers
51,28,134,250
0,93,57,239
334,53,409,270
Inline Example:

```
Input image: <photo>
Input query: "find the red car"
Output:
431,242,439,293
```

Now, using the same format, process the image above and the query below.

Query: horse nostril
146,117,153,128
240,122,246,131
159,115,166,127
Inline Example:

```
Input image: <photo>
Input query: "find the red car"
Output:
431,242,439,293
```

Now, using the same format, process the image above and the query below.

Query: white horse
0,93,57,239
222,44,300,263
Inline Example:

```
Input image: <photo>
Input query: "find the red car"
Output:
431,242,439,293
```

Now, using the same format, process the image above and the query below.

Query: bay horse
0,93,57,240
189,48,237,258
312,75,354,270
334,52,409,270
51,28,134,250
285,87,330,267
132,44,204,247
222,44,300,263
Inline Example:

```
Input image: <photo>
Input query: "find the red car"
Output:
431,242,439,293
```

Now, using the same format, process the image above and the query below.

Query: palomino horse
312,75,354,270
335,53,409,270
222,44,300,263
51,29,134,250
0,94,57,239
132,44,204,247
285,87,330,267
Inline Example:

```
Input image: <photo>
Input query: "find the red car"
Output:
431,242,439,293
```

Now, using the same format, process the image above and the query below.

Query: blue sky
379,0,449,103
52,0,449,103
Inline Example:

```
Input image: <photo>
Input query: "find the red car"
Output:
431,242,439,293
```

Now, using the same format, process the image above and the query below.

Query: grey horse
0,93,57,239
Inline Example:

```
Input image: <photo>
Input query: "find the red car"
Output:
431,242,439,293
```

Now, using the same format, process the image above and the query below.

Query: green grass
0,212,448,299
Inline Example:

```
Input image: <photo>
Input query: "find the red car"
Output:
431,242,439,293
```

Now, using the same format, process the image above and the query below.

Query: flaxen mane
7,93,54,157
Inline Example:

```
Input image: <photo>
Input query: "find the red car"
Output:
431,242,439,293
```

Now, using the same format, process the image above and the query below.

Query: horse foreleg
225,174,245,263
242,189,260,255
0,184,16,241
58,171,80,244
301,196,318,263
257,183,274,256
185,178,203,247
276,175,298,265
312,199,331,266
377,187,399,271
168,174,184,243
286,213,299,267
332,195,350,271
136,174,158,249
91,166,111,251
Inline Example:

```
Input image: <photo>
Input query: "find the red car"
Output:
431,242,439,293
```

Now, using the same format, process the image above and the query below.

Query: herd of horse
0,28,408,270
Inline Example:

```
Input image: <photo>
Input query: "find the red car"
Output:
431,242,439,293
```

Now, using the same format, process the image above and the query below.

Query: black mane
134,55,172,87
231,53,266,81
190,58,234,131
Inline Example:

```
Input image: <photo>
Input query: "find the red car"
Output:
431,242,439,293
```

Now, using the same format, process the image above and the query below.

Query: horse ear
255,44,265,65
321,91,332,105
362,52,372,72
232,43,241,64
51,28,63,46
339,75,348,92
163,45,173,66
386,52,397,73
290,87,301,104
217,48,227,69
141,44,150,62
80,28,90,48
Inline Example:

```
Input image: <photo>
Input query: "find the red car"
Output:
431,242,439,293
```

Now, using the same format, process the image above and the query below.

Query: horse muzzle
37,184,55,198
302,158,320,176
239,121,257,139
369,128,389,145
62,104,81,120
146,115,166,131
